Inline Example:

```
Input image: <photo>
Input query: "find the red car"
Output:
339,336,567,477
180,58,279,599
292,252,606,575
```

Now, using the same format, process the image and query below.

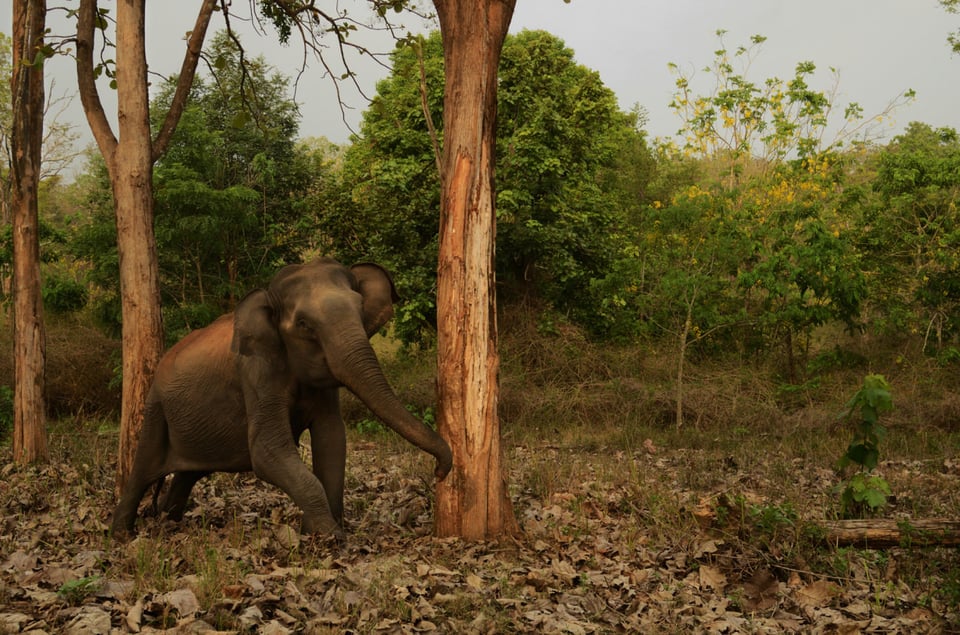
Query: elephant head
232,258,452,480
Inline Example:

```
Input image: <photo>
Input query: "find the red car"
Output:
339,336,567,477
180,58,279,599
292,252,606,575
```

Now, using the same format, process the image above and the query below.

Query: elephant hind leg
111,471,165,537
160,471,208,521
110,401,171,538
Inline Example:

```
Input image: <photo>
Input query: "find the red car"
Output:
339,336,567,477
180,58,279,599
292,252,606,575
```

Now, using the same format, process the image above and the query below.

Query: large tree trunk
432,0,519,540
10,0,49,464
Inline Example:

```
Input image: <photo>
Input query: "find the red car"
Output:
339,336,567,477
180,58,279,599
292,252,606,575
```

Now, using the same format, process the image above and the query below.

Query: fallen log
820,519,960,548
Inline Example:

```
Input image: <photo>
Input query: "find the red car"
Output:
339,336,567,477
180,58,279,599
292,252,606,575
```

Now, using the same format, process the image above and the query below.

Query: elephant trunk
327,332,452,479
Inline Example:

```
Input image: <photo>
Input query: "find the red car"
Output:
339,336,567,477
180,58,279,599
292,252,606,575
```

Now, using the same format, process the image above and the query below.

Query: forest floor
1,414,959,634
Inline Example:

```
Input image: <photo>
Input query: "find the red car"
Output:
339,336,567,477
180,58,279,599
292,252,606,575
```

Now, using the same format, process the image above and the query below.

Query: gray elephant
110,258,452,539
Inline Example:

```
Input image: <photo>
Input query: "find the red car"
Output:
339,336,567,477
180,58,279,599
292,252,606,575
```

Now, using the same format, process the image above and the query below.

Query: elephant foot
108,517,136,542
160,496,190,522
300,529,346,555
300,515,345,542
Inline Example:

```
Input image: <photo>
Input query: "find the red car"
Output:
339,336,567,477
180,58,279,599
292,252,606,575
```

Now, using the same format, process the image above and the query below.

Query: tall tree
77,32,308,340
10,0,48,463
432,0,519,540
75,0,216,491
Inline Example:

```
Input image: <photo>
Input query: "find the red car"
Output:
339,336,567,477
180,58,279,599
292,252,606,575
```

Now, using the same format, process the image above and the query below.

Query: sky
2,1,959,163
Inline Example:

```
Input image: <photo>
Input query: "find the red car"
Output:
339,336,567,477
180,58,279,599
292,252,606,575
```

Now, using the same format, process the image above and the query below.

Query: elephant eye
295,317,315,335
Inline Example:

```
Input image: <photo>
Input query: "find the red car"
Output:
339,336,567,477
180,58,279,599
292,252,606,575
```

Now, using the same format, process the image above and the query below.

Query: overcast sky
3,1,959,157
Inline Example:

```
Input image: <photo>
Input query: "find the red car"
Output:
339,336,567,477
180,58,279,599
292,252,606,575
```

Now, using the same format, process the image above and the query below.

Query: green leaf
862,486,887,509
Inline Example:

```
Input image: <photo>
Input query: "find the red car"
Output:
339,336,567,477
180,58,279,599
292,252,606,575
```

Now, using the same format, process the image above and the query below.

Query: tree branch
152,0,218,162
246,0,431,134
415,36,442,183
75,0,117,160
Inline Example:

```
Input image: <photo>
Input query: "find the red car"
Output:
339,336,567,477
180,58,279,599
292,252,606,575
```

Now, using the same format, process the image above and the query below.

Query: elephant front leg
311,418,347,526
249,425,344,538
305,389,347,527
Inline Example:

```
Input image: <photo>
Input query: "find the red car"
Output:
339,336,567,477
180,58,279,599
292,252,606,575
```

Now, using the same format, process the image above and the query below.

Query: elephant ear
231,289,282,360
351,263,400,337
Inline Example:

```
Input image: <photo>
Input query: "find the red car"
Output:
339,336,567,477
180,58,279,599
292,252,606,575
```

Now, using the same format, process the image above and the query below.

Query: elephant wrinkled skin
110,258,452,539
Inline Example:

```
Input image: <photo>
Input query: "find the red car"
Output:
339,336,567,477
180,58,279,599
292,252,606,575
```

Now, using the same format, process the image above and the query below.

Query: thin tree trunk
676,316,689,430
10,0,49,464
432,0,519,540
75,0,216,494
109,0,165,494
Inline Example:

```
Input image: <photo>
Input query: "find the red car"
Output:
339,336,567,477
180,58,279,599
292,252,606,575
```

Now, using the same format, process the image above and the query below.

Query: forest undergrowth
2,311,960,633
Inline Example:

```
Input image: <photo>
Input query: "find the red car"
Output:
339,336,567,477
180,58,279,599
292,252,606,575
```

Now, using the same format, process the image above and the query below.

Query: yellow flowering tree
609,33,912,399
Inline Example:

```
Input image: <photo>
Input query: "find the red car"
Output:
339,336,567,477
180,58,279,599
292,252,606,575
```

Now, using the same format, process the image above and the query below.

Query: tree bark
432,0,519,540
10,0,49,464
75,0,216,493
107,0,165,494
820,519,960,548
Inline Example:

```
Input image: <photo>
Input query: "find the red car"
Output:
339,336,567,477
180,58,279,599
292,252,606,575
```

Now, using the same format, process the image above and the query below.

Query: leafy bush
42,274,88,314
320,30,645,344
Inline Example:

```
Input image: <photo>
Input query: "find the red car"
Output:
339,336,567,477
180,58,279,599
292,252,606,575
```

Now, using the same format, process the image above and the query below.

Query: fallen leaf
741,568,779,612
795,579,839,609
125,598,143,633
699,565,727,591
63,606,111,635
466,573,484,591
163,588,200,617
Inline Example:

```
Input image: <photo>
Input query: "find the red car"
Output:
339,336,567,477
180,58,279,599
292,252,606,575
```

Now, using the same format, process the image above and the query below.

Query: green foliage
71,31,322,340
494,31,637,305
943,0,960,54
839,473,892,517
598,33,899,372
42,273,88,314
318,30,646,343
857,122,960,350
57,576,102,605
355,417,387,436
836,374,893,518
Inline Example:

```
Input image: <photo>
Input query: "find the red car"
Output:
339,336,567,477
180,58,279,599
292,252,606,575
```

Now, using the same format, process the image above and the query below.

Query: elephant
110,257,452,539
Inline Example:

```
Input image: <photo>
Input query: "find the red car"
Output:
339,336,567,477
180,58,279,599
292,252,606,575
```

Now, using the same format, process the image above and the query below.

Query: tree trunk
820,519,960,548
432,0,519,540
75,0,216,494
10,0,49,464
108,0,166,494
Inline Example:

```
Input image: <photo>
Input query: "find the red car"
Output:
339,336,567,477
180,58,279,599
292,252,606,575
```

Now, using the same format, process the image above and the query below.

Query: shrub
42,274,89,314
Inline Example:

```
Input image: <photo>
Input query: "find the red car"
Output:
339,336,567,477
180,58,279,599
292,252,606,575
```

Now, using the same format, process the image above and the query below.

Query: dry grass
0,312,120,418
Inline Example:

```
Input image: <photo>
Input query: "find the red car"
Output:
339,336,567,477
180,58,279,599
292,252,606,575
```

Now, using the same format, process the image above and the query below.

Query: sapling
836,374,893,518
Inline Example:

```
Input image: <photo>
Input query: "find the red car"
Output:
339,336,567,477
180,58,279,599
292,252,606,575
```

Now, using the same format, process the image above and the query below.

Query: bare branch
415,36,441,181
238,0,436,134
151,0,218,161
40,78,82,180
75,0,118,160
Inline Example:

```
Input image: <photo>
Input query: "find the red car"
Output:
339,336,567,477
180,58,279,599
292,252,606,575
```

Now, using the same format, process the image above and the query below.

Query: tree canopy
317,30,649,342
73,31,321,341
